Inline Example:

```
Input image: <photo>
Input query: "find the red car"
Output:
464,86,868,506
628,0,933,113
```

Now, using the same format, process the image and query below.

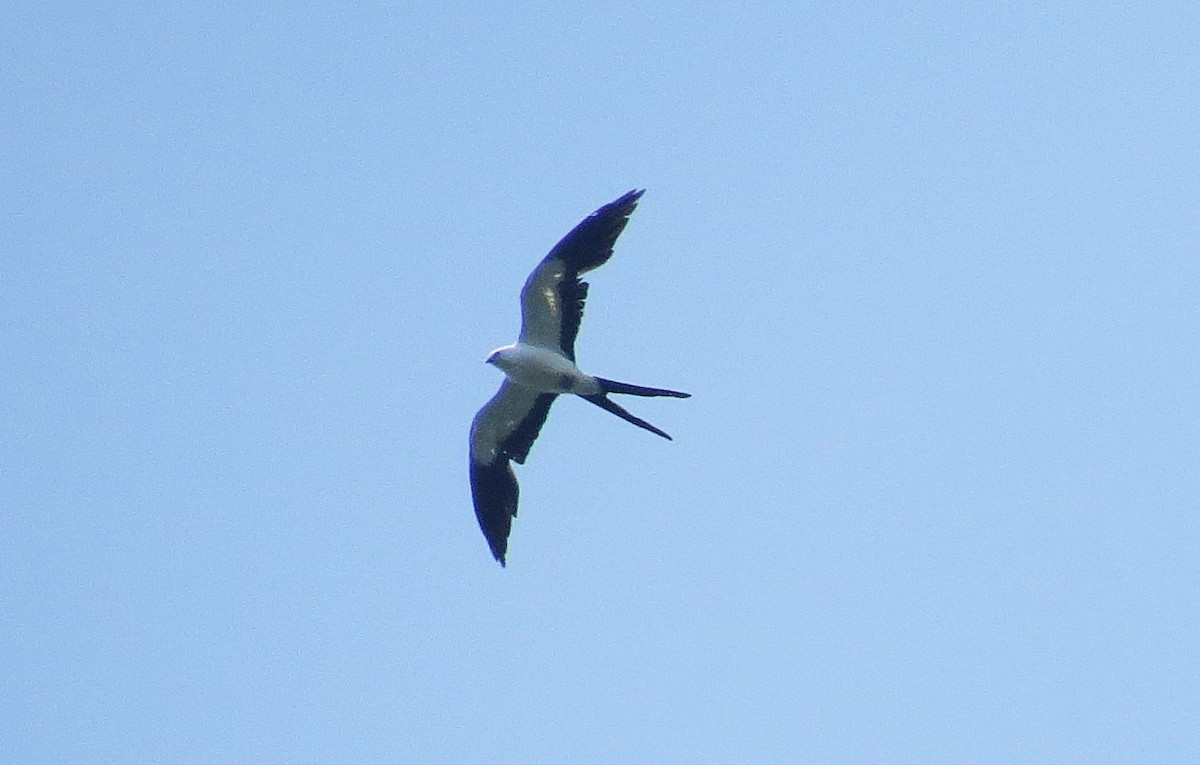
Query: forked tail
595,377,691,399
581,394,674,440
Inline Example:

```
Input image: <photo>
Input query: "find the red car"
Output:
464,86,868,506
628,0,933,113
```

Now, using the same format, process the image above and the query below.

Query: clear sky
3,3,1198,762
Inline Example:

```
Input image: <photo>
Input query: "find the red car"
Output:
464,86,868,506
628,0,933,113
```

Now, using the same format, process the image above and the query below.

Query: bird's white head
485,345,516,371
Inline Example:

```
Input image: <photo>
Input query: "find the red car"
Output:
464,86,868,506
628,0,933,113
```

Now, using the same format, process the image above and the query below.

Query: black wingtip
471,459,518,568
594,188,644,219
612,189,645,217
544,189,647,276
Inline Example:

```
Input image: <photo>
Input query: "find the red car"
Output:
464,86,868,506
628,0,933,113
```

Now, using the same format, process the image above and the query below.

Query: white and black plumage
469,190,690,566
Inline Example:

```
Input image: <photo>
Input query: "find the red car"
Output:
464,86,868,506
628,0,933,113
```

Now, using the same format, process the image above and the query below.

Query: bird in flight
469,189,690,566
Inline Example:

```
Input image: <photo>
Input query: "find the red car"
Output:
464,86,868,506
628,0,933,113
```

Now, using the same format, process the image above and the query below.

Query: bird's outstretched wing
517,189,644,360
468,381,557,565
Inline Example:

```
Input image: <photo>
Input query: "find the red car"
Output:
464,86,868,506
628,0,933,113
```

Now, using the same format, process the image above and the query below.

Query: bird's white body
486,343,602,396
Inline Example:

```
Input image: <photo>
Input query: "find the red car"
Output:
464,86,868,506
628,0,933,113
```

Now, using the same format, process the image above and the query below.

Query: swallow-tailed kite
469,189,690,565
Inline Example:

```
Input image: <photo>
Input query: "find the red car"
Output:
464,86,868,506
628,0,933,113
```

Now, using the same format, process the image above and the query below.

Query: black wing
469,383,557,565
518,189,644,360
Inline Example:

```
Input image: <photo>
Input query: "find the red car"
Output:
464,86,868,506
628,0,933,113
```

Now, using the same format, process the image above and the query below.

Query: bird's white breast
495,343,600,395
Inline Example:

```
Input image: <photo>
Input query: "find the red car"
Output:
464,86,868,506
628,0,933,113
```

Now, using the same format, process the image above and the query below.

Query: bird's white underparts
468,189,690,566
486,343,603,397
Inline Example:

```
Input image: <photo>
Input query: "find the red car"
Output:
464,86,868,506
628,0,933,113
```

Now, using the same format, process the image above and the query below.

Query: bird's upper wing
517,189,644,360
469,381,557,565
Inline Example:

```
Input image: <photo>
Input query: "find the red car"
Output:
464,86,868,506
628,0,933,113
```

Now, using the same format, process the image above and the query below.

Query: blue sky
3,3,1198,762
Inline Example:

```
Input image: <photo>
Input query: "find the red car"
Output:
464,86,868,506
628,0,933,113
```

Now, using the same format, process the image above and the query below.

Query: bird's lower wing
469,382,557,565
